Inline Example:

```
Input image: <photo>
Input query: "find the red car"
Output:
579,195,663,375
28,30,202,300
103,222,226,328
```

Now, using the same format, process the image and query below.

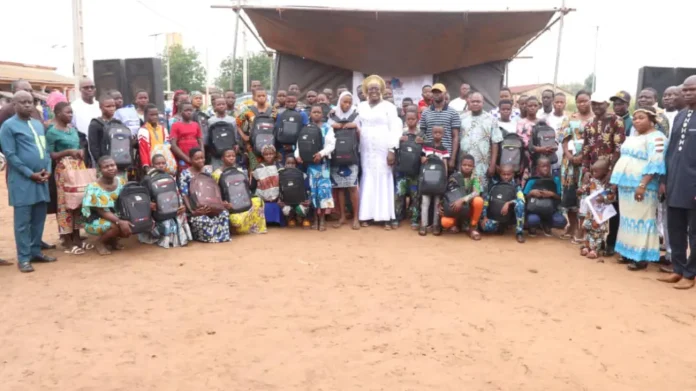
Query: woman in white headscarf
357,75,403,230
329,91,361,229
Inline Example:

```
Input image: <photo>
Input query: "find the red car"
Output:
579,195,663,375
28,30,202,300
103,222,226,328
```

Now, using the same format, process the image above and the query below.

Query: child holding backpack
523,156,566,237
170,102,204,172
439,154,484,240
329,91,361,230
295,105,336,231
81,156,131,255
138,104,177,176
178,148,230,243
87,94,127,171
212,148,267,235
275,92,308,165
279,155,312,228
251,145,283,226
419,126,450,236
239,88,277,172
395,111,425,229
480,164,526,243
139,154,192,248
208,97,238,170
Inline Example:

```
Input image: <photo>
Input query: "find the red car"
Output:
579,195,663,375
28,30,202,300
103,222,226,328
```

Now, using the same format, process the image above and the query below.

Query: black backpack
397,136,423,176
297,124,324,163
102,120,132,168
209,121,237,157
487,182,517,223
193,111,210,146
418,155,447,195
250,107,276,155
532,122,558,165
330,112,360,166
498,133,524,174
442,187,470,218
279,167,307,205
526,177,558,218
276,110,303,145
117,182,154,234
218,167,252,213
142,171,180,222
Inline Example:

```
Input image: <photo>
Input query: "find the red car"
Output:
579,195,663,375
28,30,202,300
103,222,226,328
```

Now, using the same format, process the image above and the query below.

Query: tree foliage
583,73,595,93
215,52,272,93
160,44,206,92
560,73,596,96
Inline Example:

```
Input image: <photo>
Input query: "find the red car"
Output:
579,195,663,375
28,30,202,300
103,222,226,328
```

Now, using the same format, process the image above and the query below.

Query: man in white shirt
448,82,470,115
71,78,101,164
662,85,684,130
537,89,554,122
543,93,569,174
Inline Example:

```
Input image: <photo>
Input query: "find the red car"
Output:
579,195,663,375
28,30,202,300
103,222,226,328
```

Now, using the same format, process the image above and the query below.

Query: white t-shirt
71,98,101,136
664,110,678,132
498,118,518,136
543,112,567,170
449,97,468,115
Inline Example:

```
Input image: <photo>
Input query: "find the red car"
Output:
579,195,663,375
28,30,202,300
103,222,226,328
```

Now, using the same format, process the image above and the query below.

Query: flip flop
81,242,95,251
64,246,86,256
0,259,13,266
352,221,361,230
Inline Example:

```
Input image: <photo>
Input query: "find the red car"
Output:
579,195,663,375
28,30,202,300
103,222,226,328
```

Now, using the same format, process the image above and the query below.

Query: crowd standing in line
0,74,695,291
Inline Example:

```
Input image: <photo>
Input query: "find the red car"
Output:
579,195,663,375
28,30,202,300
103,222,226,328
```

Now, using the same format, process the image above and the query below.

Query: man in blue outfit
0,91,57,273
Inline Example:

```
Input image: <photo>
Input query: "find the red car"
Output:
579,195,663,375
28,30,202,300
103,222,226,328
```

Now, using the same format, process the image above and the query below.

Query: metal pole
71,0,86,93
230,0,241,91
205,48,210,104
591,26,599,93
552,1,566,92
242,29,248,93
166,53,171,92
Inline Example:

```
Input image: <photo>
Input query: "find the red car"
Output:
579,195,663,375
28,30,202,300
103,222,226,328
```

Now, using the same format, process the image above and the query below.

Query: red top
170,121,202,169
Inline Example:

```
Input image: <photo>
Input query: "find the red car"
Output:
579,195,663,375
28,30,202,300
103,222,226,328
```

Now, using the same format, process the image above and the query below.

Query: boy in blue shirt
523,156,566,237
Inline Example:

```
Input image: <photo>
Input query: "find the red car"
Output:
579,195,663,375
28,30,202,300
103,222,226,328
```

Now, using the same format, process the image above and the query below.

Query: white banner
353,72,433,106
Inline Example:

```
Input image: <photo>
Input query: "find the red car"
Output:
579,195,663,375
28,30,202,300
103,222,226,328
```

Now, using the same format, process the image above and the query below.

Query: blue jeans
527,212,567,229
13,202,47,263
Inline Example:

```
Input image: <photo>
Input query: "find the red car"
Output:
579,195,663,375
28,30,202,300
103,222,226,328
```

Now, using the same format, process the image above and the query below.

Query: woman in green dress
46,102,92,254
81,156,133,255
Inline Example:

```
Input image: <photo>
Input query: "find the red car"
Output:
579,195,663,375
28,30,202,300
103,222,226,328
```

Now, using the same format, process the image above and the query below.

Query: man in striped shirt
419,83,461,170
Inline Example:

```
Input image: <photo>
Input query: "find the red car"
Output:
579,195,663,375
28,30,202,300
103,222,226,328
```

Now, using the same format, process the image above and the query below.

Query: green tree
215,52,272,93
160,44,206,92
559,82,584,95
584,73,595,93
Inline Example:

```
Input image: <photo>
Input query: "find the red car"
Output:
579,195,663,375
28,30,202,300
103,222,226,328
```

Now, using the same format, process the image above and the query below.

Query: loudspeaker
93,59,126,100
636,67,677,104
125,57,164,112
676,68,696,86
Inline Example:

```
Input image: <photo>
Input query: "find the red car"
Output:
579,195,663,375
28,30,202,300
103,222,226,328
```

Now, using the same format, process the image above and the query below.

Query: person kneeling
480,164,526,243
81,156,132,255
523,156,566,237
439,154,484,240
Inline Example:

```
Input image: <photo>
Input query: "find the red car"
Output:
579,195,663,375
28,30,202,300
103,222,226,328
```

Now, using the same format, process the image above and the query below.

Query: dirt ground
1,180,696,391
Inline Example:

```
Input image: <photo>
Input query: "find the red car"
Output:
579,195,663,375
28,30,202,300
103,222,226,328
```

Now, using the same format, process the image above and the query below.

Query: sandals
627,261,648,271
352,221,361,230
432,226,442,236
361,222,370,228
570,237,584,246
418,226,427,236
587,250,598,259
383,224,392,231
319,220,327,232
0,259,13,267
332,219,345,229
469,229,481,241
64,246,86,255
516,233,526,243
559,233,573,240
288,219,297,228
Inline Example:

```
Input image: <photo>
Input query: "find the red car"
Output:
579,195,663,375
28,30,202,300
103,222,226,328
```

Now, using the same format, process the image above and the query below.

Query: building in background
509,83,574,102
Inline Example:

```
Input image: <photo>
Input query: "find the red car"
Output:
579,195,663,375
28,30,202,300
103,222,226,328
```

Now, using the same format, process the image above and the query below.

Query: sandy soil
1,180,696,391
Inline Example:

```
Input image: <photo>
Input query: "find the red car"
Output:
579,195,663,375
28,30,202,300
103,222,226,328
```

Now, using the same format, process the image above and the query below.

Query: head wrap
172,89,186,116
361,75,386,98
633,107,658,124
191,91,203,98
46,91,67,111
334,91,356,120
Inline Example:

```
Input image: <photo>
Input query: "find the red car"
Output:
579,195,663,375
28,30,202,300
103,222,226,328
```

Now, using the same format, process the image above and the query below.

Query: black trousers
606,200,620,250
668,206,696,279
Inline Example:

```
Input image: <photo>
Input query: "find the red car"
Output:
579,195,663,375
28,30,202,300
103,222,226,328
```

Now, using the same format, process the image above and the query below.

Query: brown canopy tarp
245,7,555,75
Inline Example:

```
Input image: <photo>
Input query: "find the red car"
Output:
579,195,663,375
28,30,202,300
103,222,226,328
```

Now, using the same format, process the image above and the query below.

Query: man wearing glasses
71,78,101,167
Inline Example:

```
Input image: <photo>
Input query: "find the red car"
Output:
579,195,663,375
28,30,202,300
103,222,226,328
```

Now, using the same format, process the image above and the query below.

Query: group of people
0,73,695,290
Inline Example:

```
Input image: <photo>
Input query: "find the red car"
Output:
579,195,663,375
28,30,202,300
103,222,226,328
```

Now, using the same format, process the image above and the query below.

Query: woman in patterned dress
81,156,131,255
178,148,231,243
610,108,666,271
46,102,91,254
559,90,594,243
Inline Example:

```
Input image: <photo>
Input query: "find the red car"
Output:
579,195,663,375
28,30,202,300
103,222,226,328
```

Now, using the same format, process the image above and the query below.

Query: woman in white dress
357,75,403,230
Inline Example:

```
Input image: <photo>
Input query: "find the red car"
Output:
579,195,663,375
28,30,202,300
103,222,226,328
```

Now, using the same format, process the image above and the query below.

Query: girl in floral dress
178,148,231,243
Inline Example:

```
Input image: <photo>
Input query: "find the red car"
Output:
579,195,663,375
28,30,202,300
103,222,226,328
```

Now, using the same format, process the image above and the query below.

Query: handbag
63,162,97,210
